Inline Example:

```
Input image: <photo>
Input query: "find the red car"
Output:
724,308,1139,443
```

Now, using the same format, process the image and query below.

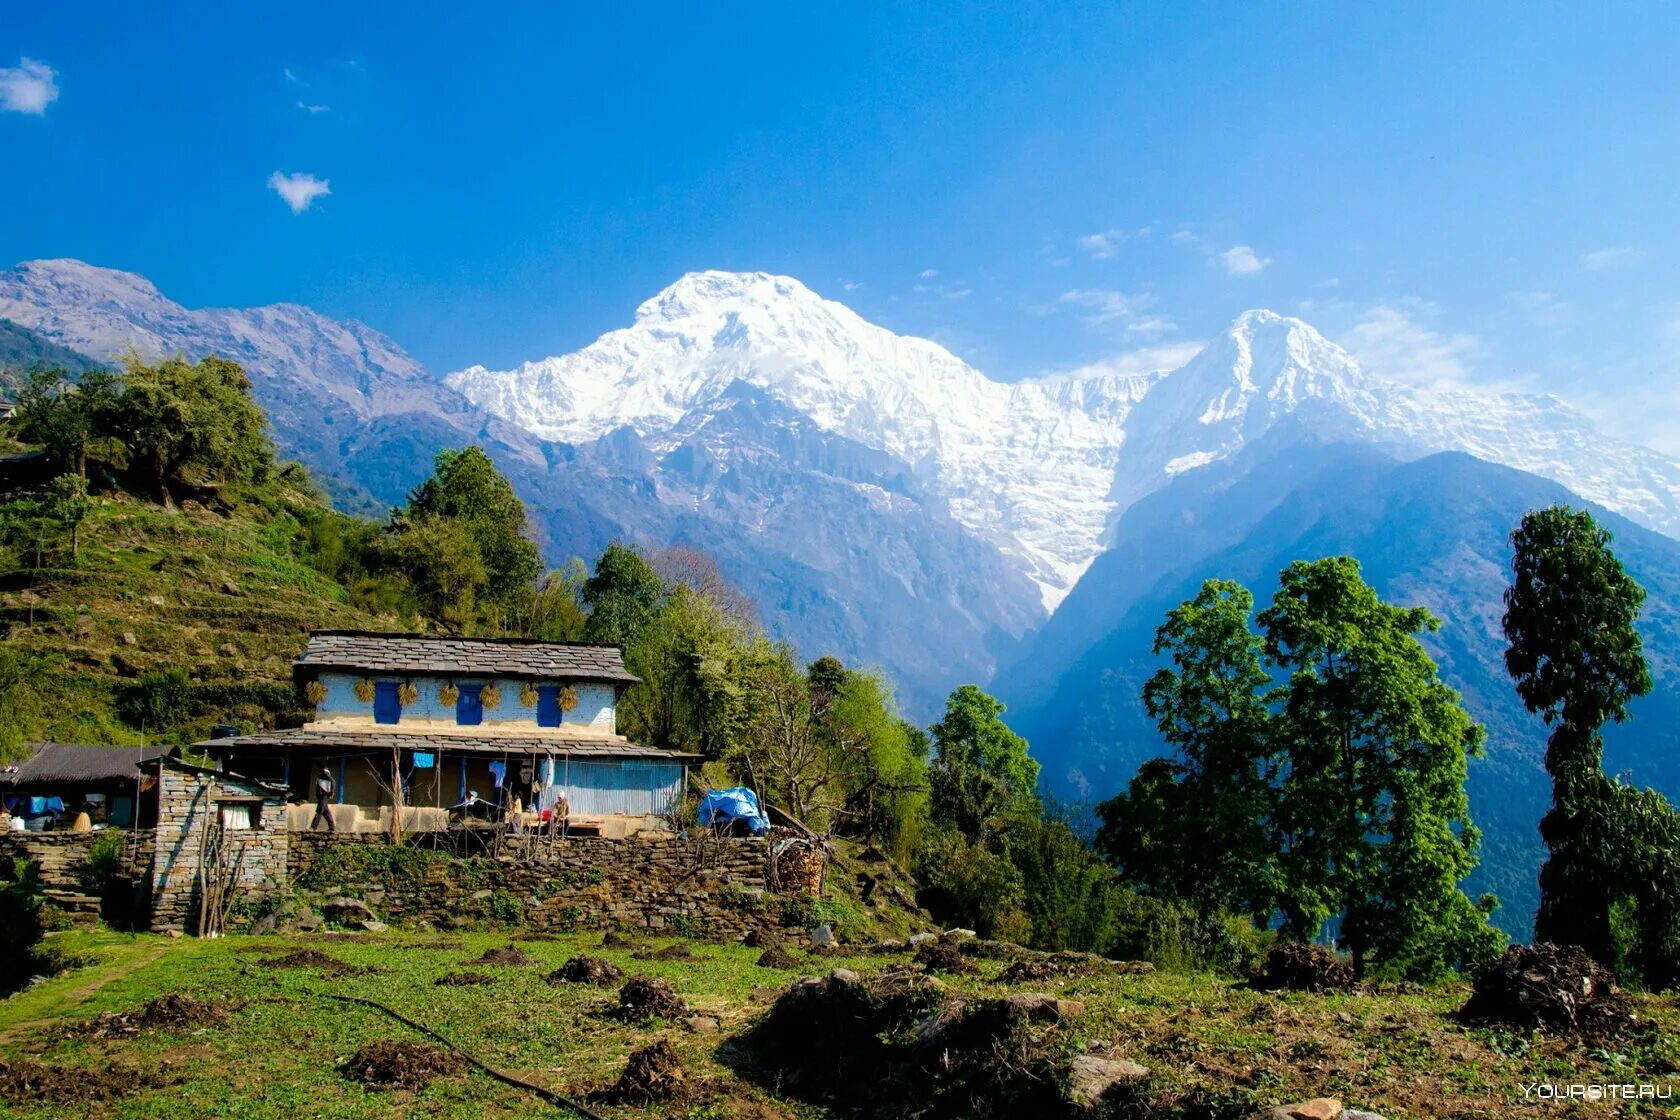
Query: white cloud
1337,302,1484,388
1220,245,1270,276
1581,246,1639,270
0,58,59,115
284,67,299,82
296,100,330,114
268,171,331,214
838,279,864,292
1075,226,1150,261
918,268,939,280
1508,290,1577,330
1057,288,1175,337
1058,341,1205,379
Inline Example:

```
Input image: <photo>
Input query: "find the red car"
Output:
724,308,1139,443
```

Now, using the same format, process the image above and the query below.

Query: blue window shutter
537,684,562,728
373,681,402,724
457,685,483,726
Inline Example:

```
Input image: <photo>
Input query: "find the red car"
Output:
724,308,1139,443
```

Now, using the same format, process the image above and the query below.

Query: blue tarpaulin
696,787,770,835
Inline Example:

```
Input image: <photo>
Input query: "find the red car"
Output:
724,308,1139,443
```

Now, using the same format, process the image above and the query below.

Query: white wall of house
313,672,617,731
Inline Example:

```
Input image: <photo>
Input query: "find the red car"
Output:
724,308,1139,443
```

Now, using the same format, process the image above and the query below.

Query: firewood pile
769,833,827,896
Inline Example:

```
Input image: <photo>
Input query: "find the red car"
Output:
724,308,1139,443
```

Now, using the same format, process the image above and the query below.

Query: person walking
311,765,336,832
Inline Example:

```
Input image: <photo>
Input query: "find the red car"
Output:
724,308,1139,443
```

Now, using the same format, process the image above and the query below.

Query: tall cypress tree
1503,505,1652,962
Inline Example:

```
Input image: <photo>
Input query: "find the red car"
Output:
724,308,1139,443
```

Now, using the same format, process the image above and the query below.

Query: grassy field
1,927,1677,1119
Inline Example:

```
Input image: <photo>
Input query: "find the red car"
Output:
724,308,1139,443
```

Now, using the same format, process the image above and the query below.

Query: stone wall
286,833,785,940
149,765,289,934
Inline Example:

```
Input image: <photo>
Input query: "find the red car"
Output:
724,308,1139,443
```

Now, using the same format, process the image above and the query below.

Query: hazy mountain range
5,257,1678,932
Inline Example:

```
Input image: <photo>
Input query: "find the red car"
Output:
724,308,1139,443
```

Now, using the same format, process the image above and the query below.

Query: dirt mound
732,968,1121,1119
613,1039,690,1104
259,949,352,975
614,976,690,1023
0,1058,165,1103
70,994,231,1039
436,971,495,987
741,928,782,948
913,940,975,974
342,1040,467,1090
469,945,534,966
601,930,641,949
1246,943,1355,993
1460,943,1643,1042
633,943,694,961
756,945,801,969
549,956,624,986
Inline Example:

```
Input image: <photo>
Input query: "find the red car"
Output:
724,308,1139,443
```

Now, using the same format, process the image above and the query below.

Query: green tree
1503,505,1652,963
928,685,1039,843
1099,579,1280,919
401,446,541,617
825,668,927,856
581,542,664,648
1260,557,1502,979
528,558,590,641
13,368,119,478
45,473,91,561
388,516,488,630
1503,505,1680,985
106,356,272,510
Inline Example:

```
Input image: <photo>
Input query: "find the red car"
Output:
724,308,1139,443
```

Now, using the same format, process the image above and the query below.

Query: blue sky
4,3,1679,447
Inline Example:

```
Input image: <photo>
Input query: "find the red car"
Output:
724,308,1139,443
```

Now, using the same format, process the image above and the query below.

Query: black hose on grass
321,992,609,1120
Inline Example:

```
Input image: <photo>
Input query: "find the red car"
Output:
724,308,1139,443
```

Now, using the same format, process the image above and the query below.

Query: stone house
204,631,702,839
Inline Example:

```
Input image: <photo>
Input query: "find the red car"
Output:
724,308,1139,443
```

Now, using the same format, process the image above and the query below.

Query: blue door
456,685,483,726
373,681,402,724
537,684,562,727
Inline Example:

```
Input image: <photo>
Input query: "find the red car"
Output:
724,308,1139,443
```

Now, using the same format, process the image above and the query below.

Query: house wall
313,673,616,731
149,767,288,934
557,758,684,818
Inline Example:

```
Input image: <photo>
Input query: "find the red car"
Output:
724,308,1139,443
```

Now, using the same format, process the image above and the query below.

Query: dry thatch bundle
353,678,376,703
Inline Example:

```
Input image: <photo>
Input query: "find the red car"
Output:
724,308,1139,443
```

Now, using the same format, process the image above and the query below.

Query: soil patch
549,956,623,986
913,941,975,974
633,943,694,961
602,931,641,949
68,994,232,1039
1460,943,1644,1043
436,971,496,987
756,945,801,970
258,949,354,975
0,1057,167,1103
468,945,534,966
615,976,690,1023
613,1039,691,1104
342,1039,467,1090
741,928,782,948
1246,944,1355,993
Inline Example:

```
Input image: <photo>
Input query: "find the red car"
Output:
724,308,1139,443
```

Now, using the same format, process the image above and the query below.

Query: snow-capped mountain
448,276,1680,609
448,271,1159,607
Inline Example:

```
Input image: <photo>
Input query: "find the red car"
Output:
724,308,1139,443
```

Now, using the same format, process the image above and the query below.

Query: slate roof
2,743,172,787
293,631,639,685
202,728,701,763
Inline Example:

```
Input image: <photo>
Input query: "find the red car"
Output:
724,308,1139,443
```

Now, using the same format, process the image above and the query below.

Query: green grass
2,927,1677,1120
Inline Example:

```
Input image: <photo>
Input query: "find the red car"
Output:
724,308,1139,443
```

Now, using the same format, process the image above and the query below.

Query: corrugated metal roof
294,631,640,685
2,743,172,786
201,727,702,762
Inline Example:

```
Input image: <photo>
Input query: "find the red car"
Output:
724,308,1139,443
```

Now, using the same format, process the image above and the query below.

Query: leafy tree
743,642,834,824
1503,505,1652,964
388,516,488,630
119,666,193,733
528,558,590,641
45,473,91,561
13,368,119,478
400,446,541,616
106,355,272,510
1259,557,1502,979
928,685,1039,842
1099,580,1279,919
581,542,664,648
1006,810,1121,952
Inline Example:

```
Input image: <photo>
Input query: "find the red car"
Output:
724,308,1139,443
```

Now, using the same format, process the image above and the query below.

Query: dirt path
0,943,171,1044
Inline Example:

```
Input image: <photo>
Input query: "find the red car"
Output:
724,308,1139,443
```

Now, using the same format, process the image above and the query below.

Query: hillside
2,927,1676,1120
0,480,395,751
0,320,104,388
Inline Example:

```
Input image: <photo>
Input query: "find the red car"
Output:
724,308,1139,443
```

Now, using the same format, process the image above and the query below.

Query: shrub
119,666,193,731
76,830,128,897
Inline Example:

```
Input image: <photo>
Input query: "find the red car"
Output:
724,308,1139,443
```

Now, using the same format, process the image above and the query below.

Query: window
373,680,402,724
218,800,259,829
536,684,562,728
456,685,483,726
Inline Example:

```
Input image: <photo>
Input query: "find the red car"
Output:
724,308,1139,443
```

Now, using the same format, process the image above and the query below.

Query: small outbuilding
1,743,170,830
